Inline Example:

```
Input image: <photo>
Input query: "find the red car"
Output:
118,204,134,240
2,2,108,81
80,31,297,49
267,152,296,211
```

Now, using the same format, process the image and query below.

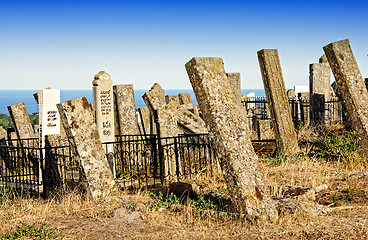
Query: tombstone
178,93,199,116
331,81,350,128
143,84,207,137
226,72,242,107
113,84,139,136
324,39,368,150
38,89,60,148
165,95,180,104
57,97,117,199
287,89,298,125
309,63,330,127
138,107,155,135
143,83,207,180
93,71,115,142
185,57,277,220
7,102,37,147
256,119,274,140
298,92,310,126
257,49,300,154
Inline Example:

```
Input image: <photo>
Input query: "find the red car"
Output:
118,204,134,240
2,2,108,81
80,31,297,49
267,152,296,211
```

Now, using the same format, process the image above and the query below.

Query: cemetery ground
1,125,368,239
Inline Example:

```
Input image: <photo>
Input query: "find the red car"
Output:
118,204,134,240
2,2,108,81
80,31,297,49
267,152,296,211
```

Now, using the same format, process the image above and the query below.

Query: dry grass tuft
1,126,368,239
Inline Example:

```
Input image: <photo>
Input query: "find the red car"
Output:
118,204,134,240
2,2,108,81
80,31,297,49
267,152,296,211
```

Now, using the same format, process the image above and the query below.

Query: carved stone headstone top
92,71,114,145
287,89,296,100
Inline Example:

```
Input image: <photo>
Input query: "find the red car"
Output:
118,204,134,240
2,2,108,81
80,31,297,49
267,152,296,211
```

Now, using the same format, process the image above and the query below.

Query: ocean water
0,89,265,115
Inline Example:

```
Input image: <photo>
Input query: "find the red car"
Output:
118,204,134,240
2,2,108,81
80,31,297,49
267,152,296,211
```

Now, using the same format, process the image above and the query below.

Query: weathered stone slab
138,107,152,136
309,63,330,126
324,39,368,153
287,89,296,100
226,72,242,107
298,92,310,126
143,83,207,136
178,93,199,116
92,71,115,144
257,49,299,154
186,57,277,220
7,102,37,146
57,97,117,199
332,81,351,128
142,83,166,111
113,84,139,136
165,95,180,104
143,84,207,180
255,119,274,140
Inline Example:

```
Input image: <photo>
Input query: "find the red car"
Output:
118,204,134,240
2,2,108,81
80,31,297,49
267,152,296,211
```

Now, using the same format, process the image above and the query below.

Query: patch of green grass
310,130,362,161
148,189,233,214
0,222,59,240
330,185,368,203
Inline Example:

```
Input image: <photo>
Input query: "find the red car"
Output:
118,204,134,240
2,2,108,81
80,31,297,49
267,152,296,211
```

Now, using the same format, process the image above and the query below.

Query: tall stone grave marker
324,39,368,154
257,49,300,154
7,102,37,146
309,63,330,126
38,89,60,149
93,71,115,175
226,72,242,107
57,97,117,199
113,84,139,136
186,57,276,220
93,71,115,143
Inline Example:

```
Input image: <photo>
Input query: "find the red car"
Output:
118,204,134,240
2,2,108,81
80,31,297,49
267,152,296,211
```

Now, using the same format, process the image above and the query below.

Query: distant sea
0,89,265,115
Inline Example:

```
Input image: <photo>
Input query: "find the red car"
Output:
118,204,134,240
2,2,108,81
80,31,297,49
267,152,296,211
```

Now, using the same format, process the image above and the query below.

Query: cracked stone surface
324,39,368,155
57,97,117,200
257,49,300,154
185,57,277,221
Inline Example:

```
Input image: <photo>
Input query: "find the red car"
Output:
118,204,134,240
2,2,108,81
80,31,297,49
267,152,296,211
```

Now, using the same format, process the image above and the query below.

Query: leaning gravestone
185,57,277,220
178,93,199,116
324,39,368,154
7,102,37,146
138,107,156,135
57,97,117,199
113,84,139,136
257,49,300,154
143,84,208,180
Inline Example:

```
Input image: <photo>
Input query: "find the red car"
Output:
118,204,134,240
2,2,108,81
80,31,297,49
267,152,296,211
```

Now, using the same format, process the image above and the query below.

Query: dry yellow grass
1,127,368,239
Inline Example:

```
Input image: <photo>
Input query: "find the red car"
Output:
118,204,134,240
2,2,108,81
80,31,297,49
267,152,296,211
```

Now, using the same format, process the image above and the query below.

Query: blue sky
1,0,367,90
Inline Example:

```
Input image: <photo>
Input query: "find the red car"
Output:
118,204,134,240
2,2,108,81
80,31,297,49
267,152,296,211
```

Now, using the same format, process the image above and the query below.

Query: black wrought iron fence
242,96,342,126
0,145,42,196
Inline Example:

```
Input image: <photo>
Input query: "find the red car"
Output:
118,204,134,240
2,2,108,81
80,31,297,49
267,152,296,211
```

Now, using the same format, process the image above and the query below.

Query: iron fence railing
242,96,342,126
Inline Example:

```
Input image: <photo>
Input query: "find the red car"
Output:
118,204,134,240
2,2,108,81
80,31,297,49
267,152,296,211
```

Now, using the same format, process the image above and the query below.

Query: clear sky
1,0,367,90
